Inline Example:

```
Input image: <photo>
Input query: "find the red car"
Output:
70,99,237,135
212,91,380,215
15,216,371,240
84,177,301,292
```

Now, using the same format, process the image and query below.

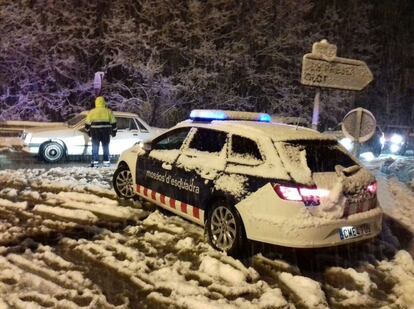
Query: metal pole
312,88,321,131
353,108,363,157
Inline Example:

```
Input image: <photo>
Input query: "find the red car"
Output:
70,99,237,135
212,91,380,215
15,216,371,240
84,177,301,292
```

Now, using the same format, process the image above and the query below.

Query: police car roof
177,119,336,142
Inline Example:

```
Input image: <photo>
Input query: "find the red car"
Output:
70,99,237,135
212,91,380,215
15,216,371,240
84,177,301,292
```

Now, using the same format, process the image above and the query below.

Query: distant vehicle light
189,109,271,122
390,134,404,145
339,137,353,152
390,143,401,153
360,152,375,161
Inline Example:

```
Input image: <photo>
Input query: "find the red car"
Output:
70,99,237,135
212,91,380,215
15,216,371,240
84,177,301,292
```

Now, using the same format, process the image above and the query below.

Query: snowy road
0,154,414,307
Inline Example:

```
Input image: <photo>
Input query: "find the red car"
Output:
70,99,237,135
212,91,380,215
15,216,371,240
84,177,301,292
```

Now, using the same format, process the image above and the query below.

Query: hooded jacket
85,96,117,137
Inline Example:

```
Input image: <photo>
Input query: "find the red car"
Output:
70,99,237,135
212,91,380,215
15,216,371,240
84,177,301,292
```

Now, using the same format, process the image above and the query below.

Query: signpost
301,40,373,130
341,107,376,156
93,71,105,96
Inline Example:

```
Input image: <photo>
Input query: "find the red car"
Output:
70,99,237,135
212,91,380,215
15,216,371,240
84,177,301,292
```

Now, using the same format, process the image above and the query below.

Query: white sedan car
113,110,383,256
22,111,165,163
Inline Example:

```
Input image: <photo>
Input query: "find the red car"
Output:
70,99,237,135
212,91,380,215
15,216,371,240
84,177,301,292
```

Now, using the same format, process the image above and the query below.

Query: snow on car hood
26,125,80,138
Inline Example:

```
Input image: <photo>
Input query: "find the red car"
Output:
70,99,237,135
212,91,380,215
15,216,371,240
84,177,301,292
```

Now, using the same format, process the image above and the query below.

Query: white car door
109,117,144,155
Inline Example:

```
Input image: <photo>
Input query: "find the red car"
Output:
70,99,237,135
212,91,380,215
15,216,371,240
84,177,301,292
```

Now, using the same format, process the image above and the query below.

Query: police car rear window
282,140,356,173
189,128,227,153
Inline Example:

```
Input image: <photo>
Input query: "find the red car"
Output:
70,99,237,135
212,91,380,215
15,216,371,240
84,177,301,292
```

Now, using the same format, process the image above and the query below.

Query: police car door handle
162,162,172,170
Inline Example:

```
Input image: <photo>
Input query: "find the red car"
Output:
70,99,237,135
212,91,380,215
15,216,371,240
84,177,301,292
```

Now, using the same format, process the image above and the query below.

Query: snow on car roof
177,119,337,142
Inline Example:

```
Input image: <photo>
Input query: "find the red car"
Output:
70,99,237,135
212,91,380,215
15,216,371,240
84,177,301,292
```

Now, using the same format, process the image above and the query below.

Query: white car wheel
41,142,65,163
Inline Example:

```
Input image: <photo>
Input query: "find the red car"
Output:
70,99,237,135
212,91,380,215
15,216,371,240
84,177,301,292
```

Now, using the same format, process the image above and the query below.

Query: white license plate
339,224,371,240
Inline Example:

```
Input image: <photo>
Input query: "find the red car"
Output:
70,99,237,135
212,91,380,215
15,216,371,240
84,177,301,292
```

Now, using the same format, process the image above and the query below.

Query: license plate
339,224,371,240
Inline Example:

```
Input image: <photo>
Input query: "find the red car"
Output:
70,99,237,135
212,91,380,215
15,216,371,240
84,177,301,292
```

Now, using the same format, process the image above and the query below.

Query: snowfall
0,137,414,309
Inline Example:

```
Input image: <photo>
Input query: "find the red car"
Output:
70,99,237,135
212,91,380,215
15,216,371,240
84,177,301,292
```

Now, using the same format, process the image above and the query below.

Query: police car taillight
189,109,271,122
367,181,377,194
273,184,329,206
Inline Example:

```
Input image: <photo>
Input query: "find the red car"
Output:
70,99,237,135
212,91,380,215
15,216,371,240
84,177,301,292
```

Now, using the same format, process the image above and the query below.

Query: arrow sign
301,41,373,91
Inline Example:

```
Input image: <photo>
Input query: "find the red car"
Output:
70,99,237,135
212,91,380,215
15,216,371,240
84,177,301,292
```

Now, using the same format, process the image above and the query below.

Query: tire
113,165,136,199
40,142,65,163
206,200,246,256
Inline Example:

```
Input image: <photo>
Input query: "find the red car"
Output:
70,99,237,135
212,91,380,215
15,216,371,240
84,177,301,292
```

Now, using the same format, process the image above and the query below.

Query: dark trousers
91,130,110,162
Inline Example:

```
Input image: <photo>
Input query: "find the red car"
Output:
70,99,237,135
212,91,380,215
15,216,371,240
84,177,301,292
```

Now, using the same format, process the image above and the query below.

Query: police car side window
231,135,262,161
153,128,191,150
189,128,226,153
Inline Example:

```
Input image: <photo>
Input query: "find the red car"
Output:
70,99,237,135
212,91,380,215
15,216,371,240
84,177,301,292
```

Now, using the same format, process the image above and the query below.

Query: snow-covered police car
113,110,383,255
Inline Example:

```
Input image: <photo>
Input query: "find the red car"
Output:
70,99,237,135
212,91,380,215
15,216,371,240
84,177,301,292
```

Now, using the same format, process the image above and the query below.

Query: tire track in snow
0,167,414,308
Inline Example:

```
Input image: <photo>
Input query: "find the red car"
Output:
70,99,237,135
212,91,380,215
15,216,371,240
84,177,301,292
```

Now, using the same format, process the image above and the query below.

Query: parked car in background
381,125,414,155
21,111,165,163
324,124,384,157
113,109,382,256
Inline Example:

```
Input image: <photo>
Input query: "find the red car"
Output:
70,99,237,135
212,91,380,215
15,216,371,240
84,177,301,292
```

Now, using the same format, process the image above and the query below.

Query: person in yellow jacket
85,96,117,167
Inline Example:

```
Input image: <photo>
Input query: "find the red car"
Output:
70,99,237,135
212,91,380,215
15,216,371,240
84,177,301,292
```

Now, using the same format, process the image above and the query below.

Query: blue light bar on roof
189,110,227,121
189,109,271,122
258,113,272,123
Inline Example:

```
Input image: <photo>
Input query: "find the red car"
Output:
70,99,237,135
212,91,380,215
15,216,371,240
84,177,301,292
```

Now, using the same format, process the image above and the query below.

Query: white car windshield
66,114,85,127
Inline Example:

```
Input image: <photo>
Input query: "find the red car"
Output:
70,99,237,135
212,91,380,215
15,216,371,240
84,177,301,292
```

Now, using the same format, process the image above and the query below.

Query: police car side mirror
143,142,152,152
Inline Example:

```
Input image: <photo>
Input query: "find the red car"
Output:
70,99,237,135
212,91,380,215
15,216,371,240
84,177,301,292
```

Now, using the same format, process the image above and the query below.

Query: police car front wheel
206,202,245,256
113,165,136,199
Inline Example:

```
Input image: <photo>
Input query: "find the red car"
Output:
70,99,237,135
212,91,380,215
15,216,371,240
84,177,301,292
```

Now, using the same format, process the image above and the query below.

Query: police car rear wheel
113,166,135,199
41,142,65,163
207,202,245,256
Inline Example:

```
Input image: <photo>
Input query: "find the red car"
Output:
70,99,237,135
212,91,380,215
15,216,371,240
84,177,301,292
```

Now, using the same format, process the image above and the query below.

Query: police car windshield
66,114,85,127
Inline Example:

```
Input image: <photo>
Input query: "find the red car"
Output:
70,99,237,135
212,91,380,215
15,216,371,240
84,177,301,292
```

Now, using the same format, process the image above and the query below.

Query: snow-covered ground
0,152,413,308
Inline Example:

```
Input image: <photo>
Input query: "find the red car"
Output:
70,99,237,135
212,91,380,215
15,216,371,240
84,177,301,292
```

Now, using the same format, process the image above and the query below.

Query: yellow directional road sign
301,41,373,91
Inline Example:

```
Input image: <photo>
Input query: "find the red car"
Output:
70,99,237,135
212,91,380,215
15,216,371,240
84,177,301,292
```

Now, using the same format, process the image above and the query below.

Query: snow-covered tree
0,0,412,127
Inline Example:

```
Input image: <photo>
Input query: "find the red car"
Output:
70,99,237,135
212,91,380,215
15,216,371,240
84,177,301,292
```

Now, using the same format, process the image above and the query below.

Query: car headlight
339,137,353,152
390,143,401,153
390,134,404,145
23,133,32,145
